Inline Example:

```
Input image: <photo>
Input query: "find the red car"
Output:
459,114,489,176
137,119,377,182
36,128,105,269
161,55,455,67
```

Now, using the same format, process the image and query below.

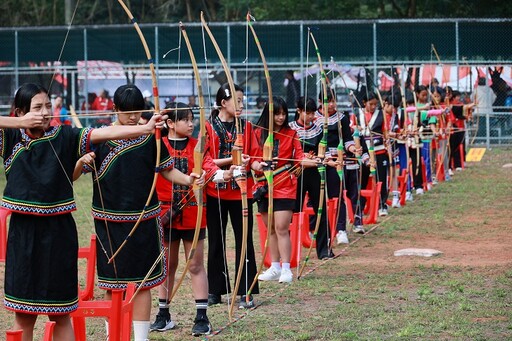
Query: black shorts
257,198,296,213
164,227,206,243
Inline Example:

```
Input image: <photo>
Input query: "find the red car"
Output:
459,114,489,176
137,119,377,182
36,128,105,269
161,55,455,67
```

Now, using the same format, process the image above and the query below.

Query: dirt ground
0,149,511,340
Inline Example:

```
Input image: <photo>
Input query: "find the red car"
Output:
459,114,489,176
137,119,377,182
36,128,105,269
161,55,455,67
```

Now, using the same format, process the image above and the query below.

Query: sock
282,263,290,271
393,191,399,198
271,262,281,270
195,299,208,318
133,320,150,341
158,298,170,316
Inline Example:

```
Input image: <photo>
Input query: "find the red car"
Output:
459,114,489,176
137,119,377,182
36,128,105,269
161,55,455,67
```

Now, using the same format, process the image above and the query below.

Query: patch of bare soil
339,227,512,271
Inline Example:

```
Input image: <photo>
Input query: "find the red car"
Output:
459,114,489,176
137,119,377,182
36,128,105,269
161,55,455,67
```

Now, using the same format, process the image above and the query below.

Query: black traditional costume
83,134,173,290
1,125,94,314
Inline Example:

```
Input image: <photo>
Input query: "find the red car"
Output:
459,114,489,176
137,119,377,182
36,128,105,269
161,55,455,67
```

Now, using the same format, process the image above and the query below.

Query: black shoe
320,251,335,260
208,293,221,306
239,294,255,309
192,315,212,336
149,312,176,332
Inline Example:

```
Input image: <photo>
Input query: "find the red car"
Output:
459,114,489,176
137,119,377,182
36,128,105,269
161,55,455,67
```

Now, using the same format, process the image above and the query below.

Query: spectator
91,89,113,112
51,95,71,126
188,95,197,109
255,96,266,110
473,77,496,130
91,89,113,126
139,111,153,125
284,70,300,109
81,92,97,111
142,90,155,110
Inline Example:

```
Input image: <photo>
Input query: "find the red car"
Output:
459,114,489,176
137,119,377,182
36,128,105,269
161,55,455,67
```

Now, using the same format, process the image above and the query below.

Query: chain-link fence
0,19,510,145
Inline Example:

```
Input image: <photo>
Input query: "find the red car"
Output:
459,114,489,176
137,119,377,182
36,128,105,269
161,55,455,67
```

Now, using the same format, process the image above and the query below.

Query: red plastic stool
397,168,408,207
78,235,97,301
5,330,21,341
299,196,338,249
421,157,429,191
0,207,12,262
43,321,56,341
6,321,55,341
436,153,445,182
71,283,135,341
344,181,382,225
256,212,301,268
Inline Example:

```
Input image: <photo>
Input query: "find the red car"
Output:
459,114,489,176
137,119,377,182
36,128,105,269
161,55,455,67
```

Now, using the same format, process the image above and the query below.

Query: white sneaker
336,230,349,245
427,183,433,191
406,191,413,201
278,268,293,283
456,167,462,171
448,169,454,176
378,208,388,216
416,188,424,195
258,267,281,281
392,197,401,208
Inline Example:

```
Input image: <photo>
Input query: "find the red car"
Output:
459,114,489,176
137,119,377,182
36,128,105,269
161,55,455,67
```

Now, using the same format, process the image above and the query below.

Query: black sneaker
149,312,176,332
239,295,255,309
207,293,221,306
320,250,335,260
192,316,212,336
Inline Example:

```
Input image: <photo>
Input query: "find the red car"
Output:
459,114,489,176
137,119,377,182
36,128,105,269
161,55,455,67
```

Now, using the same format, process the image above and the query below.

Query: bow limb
374,87,395,196
168,22,207,302
69,105,83,128
399,67,413,186
412,91,421,176
200,12,248,321
109,0,162,263
328,78,345,247
245,12,273,301
298,30,328,279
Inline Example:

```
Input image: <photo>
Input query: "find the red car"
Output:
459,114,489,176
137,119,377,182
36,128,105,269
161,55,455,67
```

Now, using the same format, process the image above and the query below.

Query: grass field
0,147,511,340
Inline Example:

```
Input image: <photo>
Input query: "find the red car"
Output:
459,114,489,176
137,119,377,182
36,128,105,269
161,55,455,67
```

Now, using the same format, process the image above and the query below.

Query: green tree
0,0,510,27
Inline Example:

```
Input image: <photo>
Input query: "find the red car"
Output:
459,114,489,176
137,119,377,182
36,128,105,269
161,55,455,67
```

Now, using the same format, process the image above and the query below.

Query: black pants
450,131,465,169
338,167,364,230
409,147,424,189
376,152,390,209
326,166,344,232
361,152,389,209
206,195,259,296
295,168,332,259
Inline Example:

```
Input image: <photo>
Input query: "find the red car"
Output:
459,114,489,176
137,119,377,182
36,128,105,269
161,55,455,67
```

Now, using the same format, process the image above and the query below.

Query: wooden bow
109,0,162,263
168,22,207,301
200,12,249,321
245,11,274,301
298,29,328,279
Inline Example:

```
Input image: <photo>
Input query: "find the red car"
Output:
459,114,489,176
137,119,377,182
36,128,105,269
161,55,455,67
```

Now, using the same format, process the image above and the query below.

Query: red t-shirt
250,126,304,199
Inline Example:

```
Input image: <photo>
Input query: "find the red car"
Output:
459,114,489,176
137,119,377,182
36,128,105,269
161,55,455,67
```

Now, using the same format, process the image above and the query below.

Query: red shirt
91,96,113,112
156,137,217,230
250,126,304,200
205,119,255,200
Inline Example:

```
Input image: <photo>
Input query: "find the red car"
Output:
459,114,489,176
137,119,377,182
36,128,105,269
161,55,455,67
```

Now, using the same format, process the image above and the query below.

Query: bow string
245,12,274,301
298,29,329,279
108,0,163,263
200,11,249,321
168,22,207,301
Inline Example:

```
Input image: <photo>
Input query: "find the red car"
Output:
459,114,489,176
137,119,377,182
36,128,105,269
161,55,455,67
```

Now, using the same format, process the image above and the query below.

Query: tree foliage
0,0,509,27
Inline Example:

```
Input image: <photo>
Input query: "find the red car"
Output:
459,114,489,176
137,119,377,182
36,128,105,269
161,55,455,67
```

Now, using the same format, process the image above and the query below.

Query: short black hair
113,84,145,112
